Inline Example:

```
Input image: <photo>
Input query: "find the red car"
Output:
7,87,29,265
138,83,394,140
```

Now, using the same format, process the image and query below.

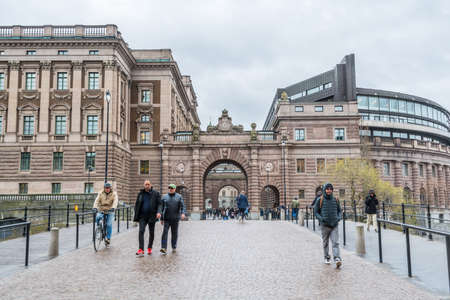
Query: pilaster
5,61,20,142
70,61,82,142
37,61,51,142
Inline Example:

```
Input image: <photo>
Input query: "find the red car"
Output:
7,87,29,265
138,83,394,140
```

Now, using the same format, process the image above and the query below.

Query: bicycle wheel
93,223,103,252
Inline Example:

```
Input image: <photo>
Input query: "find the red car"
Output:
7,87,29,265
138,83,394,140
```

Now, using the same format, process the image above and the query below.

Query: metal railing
0,221,31,266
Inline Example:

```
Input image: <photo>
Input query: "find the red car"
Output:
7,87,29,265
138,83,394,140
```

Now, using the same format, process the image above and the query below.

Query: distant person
314,183,342,268
93,182,118,246
236,191,249,223
291,197,300,224
160,184,186,254
134,180,161,257
365,190,379,232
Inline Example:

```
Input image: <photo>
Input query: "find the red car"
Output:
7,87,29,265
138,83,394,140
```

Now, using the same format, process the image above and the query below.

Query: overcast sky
2,0,450,130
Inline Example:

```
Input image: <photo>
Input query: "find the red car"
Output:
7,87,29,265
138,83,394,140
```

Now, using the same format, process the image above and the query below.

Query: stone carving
103,60,117,70
51,90,72,100
265,162,274,172
40,61,52,70
19,91,40,101
82,89,103,100
0,91,8,101
192,125,200,142
280,91,289,101
207,109,244,133
72,61,83,70
175,162,185,173
161,128,170,142
8,61,20,70
250,123,257,141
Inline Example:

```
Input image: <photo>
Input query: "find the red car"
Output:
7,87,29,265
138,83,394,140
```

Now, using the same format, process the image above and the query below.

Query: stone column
426,163,433,206
249,146,259,212
37,61,51,142
191,146,201,214
5,61,20,142
437,165,445,207
103,60,117,142
445,166,450,208
70,61,82,142
393,160,402,187
411,161,420,204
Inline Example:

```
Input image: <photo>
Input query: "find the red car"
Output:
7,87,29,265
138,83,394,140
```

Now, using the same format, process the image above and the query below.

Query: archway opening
260,185,280,209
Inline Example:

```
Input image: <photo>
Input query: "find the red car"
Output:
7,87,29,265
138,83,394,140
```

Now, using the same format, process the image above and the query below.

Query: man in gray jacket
314,183,342,268
160,184,186,254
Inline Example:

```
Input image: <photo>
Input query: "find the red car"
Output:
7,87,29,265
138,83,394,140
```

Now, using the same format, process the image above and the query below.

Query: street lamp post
104,90,111,183
282,140,287,220
265,164,271,207
159,142,163,192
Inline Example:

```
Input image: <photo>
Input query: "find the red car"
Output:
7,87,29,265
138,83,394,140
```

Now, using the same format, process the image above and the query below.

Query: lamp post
281,140,287,219
104,90,111,183
159,142,163,191
265,164,271,208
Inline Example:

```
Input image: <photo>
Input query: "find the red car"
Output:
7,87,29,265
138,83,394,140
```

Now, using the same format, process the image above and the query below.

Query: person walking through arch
236,191,249,223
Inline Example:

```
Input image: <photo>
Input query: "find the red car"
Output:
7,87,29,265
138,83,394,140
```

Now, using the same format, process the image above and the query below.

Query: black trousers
161,220,179,249
138,218,156,250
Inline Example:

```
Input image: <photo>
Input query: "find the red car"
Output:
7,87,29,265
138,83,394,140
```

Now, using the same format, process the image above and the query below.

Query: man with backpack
314,183,343,268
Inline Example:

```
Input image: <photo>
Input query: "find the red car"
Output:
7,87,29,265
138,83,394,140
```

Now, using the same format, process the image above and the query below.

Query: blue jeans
96,212,114,240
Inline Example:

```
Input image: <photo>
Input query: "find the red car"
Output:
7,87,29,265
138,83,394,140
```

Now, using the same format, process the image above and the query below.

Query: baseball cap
168,184,176,189
104,182,112,188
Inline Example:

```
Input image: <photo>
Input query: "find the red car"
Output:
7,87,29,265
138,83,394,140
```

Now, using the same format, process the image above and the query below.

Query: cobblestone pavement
0,221,442,300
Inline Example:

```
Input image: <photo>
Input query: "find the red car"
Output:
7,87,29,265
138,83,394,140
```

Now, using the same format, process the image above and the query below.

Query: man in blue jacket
314,183,342,268
236,190,249,222
160,184,186,254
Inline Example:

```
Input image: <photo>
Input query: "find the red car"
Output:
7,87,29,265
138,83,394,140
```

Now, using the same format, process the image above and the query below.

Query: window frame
52,183,61,194
88,72,100,90
0,72,5,90
85,152,96,170
296,159,305,173
25,72,36,90
87,115,98,135
53,152,64,171
334,128,345,141
295,105,304,112
20,152,31,171
55,115,66,135
23,116,34,136
334,105,344,112
57,72,68,90
314,106,323,112
140,160,150,175
316,158,325,173
19,183,28,194
294,128,305,141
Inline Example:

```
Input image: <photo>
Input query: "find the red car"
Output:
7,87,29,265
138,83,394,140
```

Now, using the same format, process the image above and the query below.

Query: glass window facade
383,162,390,176
295,106,304,112
317,159,325,173
334,128,345,141
298,189,305,199
52,183,61,194
141,90,151,103
19,183,28,194
140,131,150,144
314,106,323,112
335,105,343,112
85,183,94,193
141,115,150,122
402,163,409,176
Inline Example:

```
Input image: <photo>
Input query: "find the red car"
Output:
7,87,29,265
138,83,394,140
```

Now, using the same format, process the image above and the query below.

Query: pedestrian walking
365,189,379,232
134,180,161,257
236,191,249,223
314,183,343,268
160,184,186,254
291,197,300,223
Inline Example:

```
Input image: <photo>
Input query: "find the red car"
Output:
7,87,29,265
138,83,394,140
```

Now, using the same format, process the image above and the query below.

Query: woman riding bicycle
93,182,119,246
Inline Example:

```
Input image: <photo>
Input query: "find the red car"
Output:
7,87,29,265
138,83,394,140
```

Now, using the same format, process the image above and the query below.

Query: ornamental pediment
51,90,72,101
82,89,104,100
207,109,243,133
19,90,40,101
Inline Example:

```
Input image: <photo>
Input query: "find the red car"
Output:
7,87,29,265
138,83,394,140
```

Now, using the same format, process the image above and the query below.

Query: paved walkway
302,218,450,296
0,221,442,300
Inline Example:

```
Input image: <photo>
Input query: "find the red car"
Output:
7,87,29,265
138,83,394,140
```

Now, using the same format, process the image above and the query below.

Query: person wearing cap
134,180,162,256
314,182,343,268
93,182,119,246
291,196,300,224
365,189,379,232
160,184,186,254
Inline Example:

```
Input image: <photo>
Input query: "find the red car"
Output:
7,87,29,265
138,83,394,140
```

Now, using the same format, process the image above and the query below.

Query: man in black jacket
160,184,186,254
365,190,379,232
134,180,161,256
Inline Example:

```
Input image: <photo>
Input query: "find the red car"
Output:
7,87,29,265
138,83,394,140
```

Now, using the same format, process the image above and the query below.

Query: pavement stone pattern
0,221,441,300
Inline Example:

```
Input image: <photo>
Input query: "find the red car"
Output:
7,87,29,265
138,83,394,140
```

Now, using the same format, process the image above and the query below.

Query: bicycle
93,209,114,252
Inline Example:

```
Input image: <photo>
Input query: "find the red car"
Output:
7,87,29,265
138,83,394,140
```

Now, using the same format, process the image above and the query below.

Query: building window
295,129,305,141
141,115,150,122
298,189,305,199
0,50,4,55
369,97,379,110
295,106,304,112
57,72,68,90
0,73,4,90
383,162,390,176
402,163,409,176
140,131,150,144
87,115,98,135
52,183,61,194
140,160,149,174
25,72,36,90
58,50,68,55
89,50,99,55
379,98,389,111
335,105,343,112
26,50,36,55
141,90,151,103
339,189,345,198
317,158,325,173
314,106,323,112
334,128,345,141
296,159,305,173
357,95,369,109
20,152,31,171
19,183,28,194
432,165,436,177
419,164,424,177
53,152,63,171
88,72,99,89
23,116,34,135
84,183,94,193
55,116,66,135
0,116,2,134
85,152,96,170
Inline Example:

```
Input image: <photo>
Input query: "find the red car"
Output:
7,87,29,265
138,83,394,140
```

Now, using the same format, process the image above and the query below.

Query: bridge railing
0,221,31,266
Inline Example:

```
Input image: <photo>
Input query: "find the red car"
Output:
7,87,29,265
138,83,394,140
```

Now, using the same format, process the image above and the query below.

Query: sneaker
324,256,331,265
136,249,144,257
335,257,342,269
147,248,152,255
105,238,110,245
160,248,167,254
172,248,177,253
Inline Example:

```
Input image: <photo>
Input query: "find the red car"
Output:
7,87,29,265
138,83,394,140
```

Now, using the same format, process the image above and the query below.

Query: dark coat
365,191,379,214
133,188,162,222
161,192,186,221
236,194,249,209
314,183,342,228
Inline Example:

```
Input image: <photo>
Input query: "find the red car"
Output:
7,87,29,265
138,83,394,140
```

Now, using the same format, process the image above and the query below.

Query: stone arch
260,184,280,208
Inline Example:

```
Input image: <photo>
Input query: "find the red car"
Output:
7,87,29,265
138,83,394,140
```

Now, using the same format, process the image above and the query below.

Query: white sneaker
324,256,331,264
335,257,342,269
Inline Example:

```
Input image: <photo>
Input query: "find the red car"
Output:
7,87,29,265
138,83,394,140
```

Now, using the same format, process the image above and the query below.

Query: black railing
0,221,31,266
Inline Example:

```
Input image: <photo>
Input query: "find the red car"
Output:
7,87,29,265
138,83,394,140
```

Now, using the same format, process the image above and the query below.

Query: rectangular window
392,132,408,139
295,106,304,112
19,183,28,194
55,116,66,135
421,104,428,118
23,116,34,135
85,152,96,170
357,95,369,109
58,50,68,55
57,72,68,90
26,50,36,55
419,164,424,177
359,129,371,136
140,131,150,144
296,159,305,173
53,152,64,171
402,163,409,176
398,100,407,113
84,183,94,193
295,129,305,141
87,115,98,135
369,96,379,110
141,90,151,103
407,101,415,114
432,165,436,177
298,189,305,199
415,102,422,117
373,130,390,137
89,50,99,55
379,98,389,111
317,158,325,173
314,106,323,112
140,160,149,174
383,162,390,176
20,152,31,171
334,105,343,112
390,99,399,112
25,72,36,90
0,50,4,55
0,73,4,90
52,183,61,194
334,128,345,141
88,72,99,89
141,115,150,122
324,82,332,89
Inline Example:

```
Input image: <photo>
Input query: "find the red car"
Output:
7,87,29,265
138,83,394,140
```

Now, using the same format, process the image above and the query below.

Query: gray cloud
1,0,449,129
